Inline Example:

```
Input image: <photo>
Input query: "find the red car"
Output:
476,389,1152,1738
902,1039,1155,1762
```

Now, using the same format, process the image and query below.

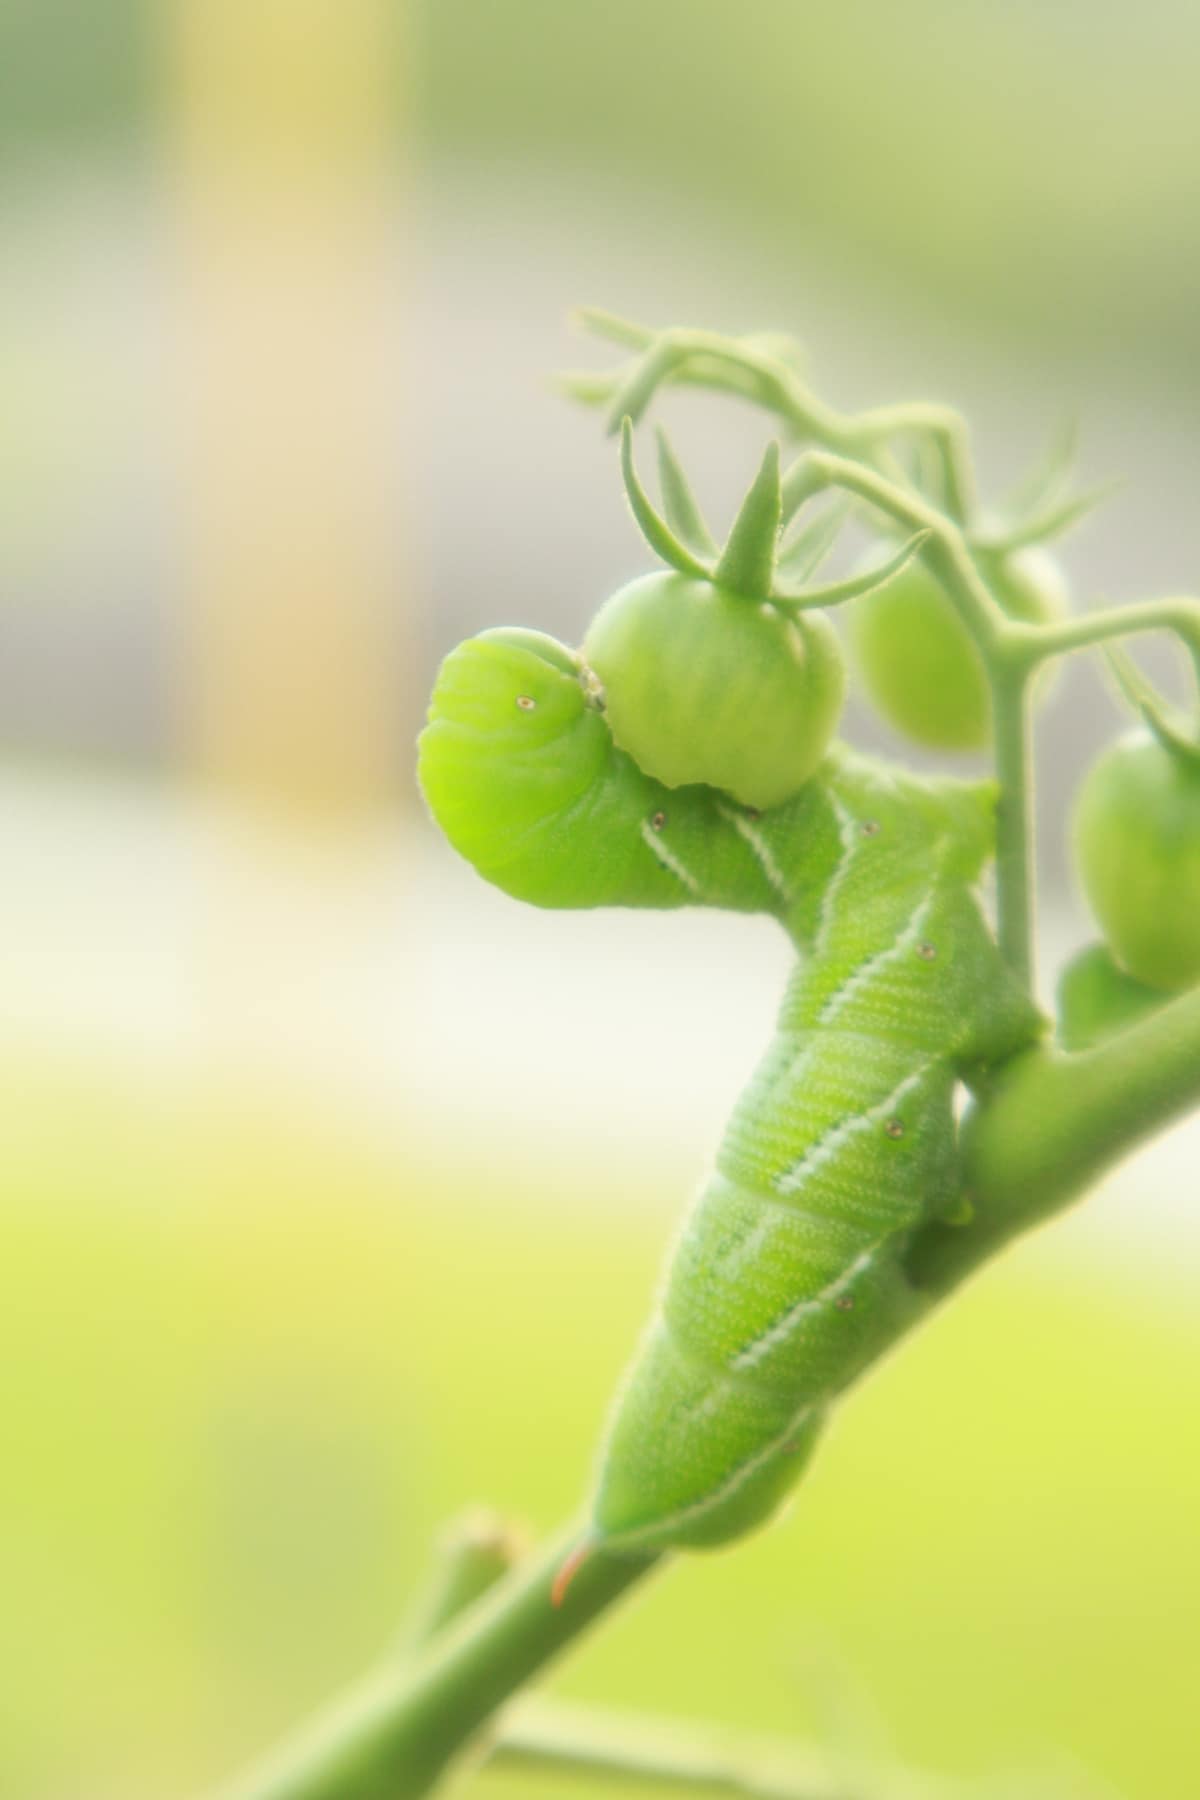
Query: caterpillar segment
418,628,1043,1559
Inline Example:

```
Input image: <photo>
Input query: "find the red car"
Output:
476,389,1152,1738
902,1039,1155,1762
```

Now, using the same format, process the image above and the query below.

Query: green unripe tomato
583,571,845,810
1056,942,1165,1052
1073,729,1200,992
849,545,1066,750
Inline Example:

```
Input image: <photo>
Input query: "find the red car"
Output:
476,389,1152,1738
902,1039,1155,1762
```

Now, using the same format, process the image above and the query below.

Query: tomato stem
989,664,1035,987
1011,596,1200,690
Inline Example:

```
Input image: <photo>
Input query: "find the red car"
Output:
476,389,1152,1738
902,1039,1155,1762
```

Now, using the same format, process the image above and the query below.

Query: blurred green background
3,4,1200,1797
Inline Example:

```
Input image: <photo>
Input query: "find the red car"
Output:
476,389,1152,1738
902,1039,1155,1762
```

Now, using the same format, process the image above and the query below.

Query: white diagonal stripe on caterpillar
639,818,701,896
812,791,861,959
602,1393,820,1552
730,1244,882,1371
815,868,943,1028
716,801,790,902
773,1057,939,1197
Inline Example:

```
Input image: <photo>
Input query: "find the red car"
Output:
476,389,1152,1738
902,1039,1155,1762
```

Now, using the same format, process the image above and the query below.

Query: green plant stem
795,451,1035,981
222,322,1200,1800
1007,597,1200,691
988,663,1034,985
217,1531,659,1800
597,326,977,526
399,1511,528,1655
914,976,1200,1291
797,454,1004,644
217,974,1200,1800
398,1515,945,1799
490,1699,952,1800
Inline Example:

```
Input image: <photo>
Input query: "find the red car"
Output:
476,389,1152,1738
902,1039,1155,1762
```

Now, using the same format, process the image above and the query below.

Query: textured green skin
418,628,1041,1555
584,572,845,810
1074,728,1200,993
849,546,1065,751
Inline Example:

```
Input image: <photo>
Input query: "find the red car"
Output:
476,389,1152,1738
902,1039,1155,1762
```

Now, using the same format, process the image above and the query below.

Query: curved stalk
1007,596,1200,694
594,326,977,525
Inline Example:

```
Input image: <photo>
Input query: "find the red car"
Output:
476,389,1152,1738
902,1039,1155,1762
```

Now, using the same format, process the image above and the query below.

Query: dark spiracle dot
917,941,937,961
650,810,667,832
860,819,881,837
834,1294,856,1312
884,1118,905,1140
745,806,762,821
515,694,536,712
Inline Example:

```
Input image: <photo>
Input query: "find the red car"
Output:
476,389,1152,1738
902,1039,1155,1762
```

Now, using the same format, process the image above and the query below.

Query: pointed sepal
655,426,718,558
776,498,851,584
713,441,782,598
773,529,931,611
979,480,1118,554
1004,414,1080,522
618,418,713,580
1103,647,1200,767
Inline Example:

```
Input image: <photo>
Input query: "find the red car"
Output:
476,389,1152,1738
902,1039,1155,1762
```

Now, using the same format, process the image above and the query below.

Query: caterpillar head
418,626,662,909
583,423,846,811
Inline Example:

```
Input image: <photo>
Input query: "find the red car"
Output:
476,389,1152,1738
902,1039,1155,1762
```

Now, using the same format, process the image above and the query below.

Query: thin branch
988,665,1035,988
580,322,978,525
399,1511,527,1656
215,1532,660,1800
488,1699,960,1800
1006,597,1200,695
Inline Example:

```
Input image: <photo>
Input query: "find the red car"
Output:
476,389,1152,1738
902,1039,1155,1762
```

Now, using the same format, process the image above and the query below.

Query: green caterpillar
418,628,1041,1556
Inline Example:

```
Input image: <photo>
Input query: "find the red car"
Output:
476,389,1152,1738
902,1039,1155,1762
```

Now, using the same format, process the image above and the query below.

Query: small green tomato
584,572,845,809
1074,728,1200,993
849,545,1066,750
1056,942,1165,1052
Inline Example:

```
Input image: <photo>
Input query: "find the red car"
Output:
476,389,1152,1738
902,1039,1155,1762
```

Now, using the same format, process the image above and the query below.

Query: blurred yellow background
3,4,1200,1797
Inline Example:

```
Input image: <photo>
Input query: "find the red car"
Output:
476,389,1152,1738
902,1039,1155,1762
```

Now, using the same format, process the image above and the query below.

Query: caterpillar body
418,628,1042,1556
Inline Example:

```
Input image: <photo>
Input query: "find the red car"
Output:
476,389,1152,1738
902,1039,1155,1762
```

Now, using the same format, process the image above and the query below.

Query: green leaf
714,441,781,598
1103,646,1200,765
618,418,713,580
773,529,931,611
655,427,718,558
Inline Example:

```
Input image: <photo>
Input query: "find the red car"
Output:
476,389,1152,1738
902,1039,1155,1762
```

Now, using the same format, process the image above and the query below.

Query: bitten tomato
1074,729,1200,992
583,571,845,810
849,546,1066,750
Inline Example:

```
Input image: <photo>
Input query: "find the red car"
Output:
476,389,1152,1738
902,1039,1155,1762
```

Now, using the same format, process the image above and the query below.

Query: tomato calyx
1104,646,1200,770
617,416,927,613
